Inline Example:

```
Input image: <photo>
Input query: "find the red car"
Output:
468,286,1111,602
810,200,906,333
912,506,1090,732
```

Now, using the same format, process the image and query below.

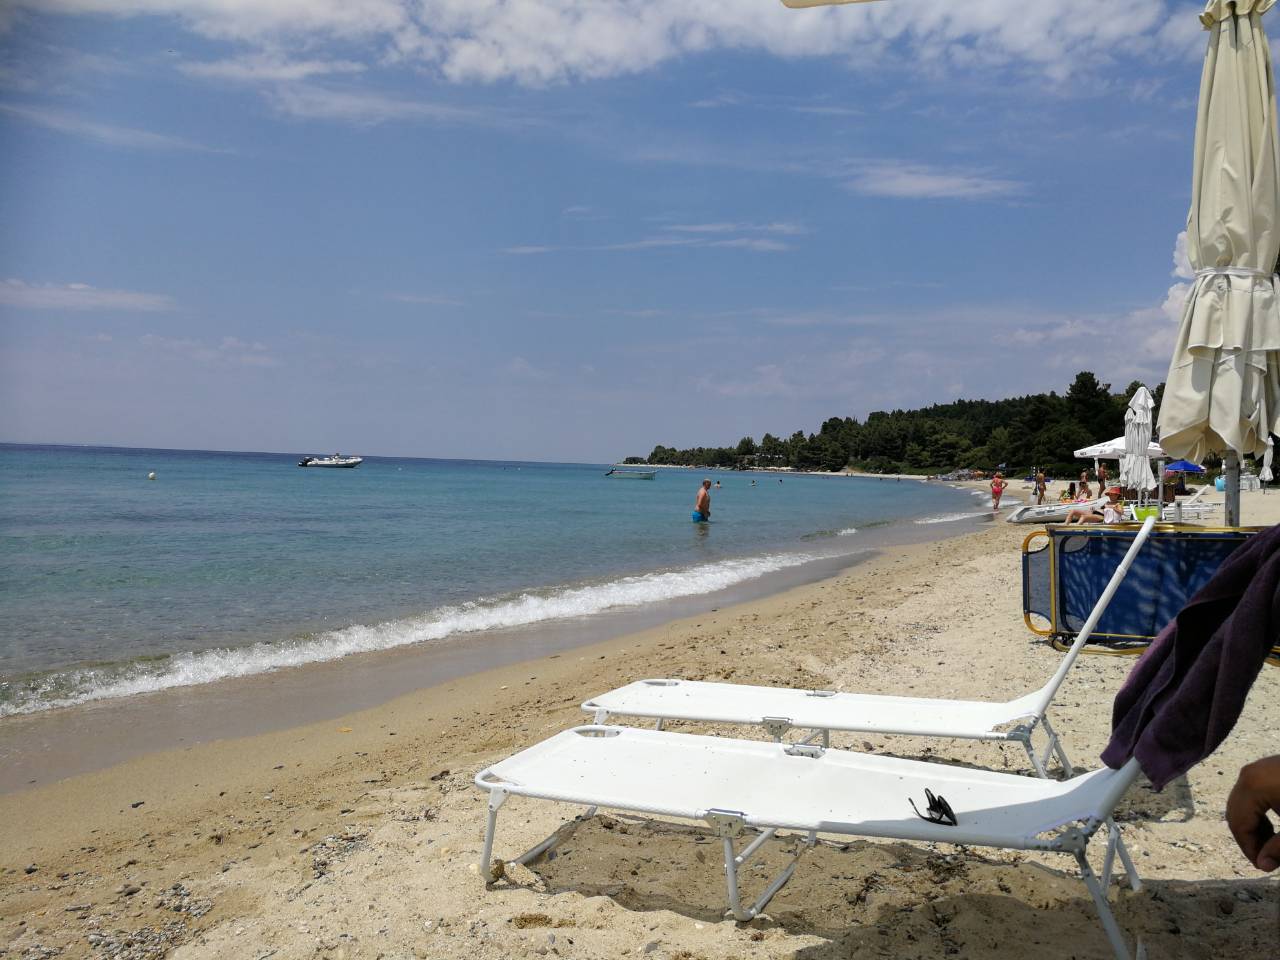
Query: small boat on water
1006,497,1106,524
299,454,363,468
605,468,656,480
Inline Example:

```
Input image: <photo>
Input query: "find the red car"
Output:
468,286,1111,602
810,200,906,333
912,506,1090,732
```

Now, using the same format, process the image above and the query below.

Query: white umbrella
1073,437,1165,460
1157,1,1280,526
1262,435,1275,482
1120,386,1158,498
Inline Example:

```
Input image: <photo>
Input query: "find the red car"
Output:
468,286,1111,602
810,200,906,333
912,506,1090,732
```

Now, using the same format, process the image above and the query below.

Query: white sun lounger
477,726,1144,960
1160,486,1217,522
582,516,1157,778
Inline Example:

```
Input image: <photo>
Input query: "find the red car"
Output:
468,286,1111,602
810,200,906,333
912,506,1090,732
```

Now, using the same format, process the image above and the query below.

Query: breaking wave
1,550,827,716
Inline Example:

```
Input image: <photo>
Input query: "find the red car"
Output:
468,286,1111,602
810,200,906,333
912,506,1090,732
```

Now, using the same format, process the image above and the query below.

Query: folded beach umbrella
1262,436,1275,482
1120,386,1158,496
1158,1,1280,524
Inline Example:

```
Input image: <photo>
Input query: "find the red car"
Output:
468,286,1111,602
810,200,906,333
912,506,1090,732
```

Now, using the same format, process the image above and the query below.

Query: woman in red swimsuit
990,472,1008,509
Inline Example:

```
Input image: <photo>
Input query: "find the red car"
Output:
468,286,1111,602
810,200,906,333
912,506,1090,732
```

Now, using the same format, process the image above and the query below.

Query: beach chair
579,516,1157,779
1159,486,1217,522
476,727,1145,960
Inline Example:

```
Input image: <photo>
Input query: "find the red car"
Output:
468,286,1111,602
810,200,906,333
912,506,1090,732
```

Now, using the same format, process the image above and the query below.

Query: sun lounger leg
480,788,508,881
1107,820,1141,891
1074,850,1133,960
480,789,598,881
709,811,811,921
1041,716,1073,774
1022,737,1050,779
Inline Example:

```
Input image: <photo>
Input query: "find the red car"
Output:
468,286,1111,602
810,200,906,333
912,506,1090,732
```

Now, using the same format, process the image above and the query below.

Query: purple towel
1100,523,1280,789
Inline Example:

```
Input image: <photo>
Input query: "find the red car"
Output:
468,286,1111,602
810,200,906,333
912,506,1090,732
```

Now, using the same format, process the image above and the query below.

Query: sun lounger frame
582,516,1156,780
476,728,1145,960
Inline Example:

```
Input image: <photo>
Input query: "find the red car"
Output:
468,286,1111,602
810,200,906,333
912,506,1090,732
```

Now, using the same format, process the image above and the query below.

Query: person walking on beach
692,479,712,523
990,472,1008,509
1035,469,1047,506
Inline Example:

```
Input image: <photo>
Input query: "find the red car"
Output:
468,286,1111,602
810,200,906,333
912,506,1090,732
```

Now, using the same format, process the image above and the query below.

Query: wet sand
1,484,1277,959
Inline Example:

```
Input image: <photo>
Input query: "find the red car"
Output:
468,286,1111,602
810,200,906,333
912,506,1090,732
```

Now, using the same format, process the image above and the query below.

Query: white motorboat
604,468,656,480
298,454,363,468
1006,497,1106,524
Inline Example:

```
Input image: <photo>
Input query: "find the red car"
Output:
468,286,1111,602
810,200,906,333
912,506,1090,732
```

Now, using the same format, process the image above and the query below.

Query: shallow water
0,444,981,715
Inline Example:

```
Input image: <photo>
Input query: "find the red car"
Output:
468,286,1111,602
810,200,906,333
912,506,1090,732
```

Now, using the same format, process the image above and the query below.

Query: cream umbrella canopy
1157,1,1280,526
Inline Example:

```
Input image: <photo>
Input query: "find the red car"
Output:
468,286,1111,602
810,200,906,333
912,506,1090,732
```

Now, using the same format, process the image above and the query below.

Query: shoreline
0,503,994,791
2,491,1275,959
619,462,933,481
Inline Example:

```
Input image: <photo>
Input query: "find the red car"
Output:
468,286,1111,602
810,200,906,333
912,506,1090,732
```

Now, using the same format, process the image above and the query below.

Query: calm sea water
0,444,991,716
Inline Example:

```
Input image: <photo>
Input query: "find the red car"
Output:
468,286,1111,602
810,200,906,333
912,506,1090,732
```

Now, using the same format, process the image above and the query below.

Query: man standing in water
692,478,712,523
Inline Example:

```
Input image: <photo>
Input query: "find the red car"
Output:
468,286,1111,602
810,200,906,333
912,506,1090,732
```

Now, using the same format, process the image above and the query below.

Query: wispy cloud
140,334,279,368
599,236,702,252
561,205,607,220
180,55,366,83
0,103,223,152
505,218,806,256
263,83,520,128
792,105,863,117
0,279,176,312
502,245,555,256
664,221,807,236
844,161,1025,200
707,237,789,252
385,292,464,306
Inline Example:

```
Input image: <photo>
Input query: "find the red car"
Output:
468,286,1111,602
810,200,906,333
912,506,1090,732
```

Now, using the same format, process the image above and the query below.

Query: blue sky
0,1,1219,461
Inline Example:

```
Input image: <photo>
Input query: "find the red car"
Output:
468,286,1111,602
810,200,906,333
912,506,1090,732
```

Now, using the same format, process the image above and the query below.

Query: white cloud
1171,229,1193,279
17,0,1188,88
502,245,554,255
0,279,176,311
0,103,222,151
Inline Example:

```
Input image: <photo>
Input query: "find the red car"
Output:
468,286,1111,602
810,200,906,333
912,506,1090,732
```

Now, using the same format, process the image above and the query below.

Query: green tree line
641,372,1165,476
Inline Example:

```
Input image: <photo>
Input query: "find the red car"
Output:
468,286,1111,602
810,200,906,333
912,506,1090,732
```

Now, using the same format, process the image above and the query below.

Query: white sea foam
1,550,828,716
914,511,991,524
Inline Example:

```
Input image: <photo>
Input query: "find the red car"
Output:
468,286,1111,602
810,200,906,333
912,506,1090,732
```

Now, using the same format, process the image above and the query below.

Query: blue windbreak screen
1048,527,1256,641
1022,537,1053,628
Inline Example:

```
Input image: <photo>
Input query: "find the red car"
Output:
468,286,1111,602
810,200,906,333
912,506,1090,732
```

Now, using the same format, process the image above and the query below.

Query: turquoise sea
0,444,995,717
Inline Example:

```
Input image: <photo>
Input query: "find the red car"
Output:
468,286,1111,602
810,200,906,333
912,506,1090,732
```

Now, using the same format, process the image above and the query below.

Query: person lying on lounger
1065,487,1124,524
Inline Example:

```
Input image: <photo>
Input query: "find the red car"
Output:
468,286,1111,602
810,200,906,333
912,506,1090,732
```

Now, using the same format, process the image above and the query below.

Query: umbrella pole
1225,450,1241,527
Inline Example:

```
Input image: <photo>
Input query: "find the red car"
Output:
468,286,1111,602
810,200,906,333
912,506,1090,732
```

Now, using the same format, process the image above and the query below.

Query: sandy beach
3,485,1278,960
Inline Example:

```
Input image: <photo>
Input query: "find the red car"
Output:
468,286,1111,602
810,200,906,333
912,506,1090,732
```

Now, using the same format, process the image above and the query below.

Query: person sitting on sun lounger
1065,487,1123,524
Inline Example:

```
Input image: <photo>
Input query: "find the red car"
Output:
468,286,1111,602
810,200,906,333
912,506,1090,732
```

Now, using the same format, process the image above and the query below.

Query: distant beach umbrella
1121,386,1158,497
1263,436,1275,482
1158,1,1280,526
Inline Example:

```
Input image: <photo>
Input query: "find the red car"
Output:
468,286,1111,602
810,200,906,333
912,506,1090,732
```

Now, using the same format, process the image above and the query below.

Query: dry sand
3,486,1278,960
